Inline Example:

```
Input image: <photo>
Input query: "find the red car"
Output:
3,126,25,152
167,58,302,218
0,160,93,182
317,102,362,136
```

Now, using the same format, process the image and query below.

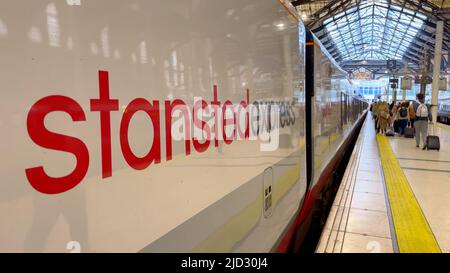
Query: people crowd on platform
370,93,433,150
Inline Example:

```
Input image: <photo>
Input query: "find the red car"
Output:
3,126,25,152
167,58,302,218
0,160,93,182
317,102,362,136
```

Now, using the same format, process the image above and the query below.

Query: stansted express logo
26,71,296,195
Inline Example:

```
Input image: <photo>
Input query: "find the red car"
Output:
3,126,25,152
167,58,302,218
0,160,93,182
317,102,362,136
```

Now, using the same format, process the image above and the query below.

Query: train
438,100,450,125
0,0,368,253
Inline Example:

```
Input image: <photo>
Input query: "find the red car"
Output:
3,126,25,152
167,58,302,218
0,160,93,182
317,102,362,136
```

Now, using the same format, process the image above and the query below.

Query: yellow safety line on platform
376,135,441,253
436,123,450,132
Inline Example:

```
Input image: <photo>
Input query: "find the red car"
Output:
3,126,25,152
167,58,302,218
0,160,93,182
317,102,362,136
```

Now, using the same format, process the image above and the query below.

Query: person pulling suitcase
412,94,433,150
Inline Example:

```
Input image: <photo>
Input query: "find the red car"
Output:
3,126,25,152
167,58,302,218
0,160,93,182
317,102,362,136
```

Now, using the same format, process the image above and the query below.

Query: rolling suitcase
426,123,440,151
404,122,414,138
385,127,395,137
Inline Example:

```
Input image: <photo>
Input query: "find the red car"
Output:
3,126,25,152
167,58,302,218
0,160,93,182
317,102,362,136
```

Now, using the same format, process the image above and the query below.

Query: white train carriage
0,0,367,253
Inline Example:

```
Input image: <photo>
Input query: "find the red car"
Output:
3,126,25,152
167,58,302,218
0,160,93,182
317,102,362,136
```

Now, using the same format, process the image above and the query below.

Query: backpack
399,107,407,118
417,103,429,118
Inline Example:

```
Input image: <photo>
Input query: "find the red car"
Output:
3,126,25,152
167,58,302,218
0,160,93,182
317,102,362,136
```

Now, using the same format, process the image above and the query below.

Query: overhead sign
415,75,432,84
389,78,399,84
401,76,412,90
387,60,397,70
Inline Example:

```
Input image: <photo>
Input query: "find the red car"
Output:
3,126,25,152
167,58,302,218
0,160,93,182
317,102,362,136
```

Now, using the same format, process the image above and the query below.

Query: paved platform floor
316,115,395,253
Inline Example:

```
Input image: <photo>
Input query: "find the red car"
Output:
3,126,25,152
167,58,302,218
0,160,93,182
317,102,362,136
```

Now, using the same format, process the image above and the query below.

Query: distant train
438,100,450,124
0,0,367,252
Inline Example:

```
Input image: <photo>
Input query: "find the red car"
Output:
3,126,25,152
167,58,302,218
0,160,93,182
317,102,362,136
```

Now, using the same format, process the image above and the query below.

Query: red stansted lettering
222,100,236,145
90,71,119,178
165,99,191,161
211,85,221,147
192,99,211,153
120,98,161,170
237,89,250,140
25,95,90,195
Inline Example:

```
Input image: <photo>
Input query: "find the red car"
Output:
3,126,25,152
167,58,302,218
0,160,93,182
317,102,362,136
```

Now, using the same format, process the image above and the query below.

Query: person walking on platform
389,101,395,113
396,101,409,135
413,93,432,149
390,102,397,133
377,101,390,135
372,101,377,118
372,101,379,132
372,100,381,133
408,101,416,128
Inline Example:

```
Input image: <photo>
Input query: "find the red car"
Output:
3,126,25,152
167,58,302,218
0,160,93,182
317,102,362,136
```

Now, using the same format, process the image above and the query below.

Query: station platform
316,114,450,253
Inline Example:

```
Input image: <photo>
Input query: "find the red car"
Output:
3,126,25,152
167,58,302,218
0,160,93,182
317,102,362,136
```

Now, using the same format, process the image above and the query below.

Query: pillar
431,21,444,124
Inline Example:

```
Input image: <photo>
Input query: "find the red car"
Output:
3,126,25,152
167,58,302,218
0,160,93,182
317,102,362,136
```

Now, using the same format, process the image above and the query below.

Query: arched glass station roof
291,0,450,75
323,0,427,61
